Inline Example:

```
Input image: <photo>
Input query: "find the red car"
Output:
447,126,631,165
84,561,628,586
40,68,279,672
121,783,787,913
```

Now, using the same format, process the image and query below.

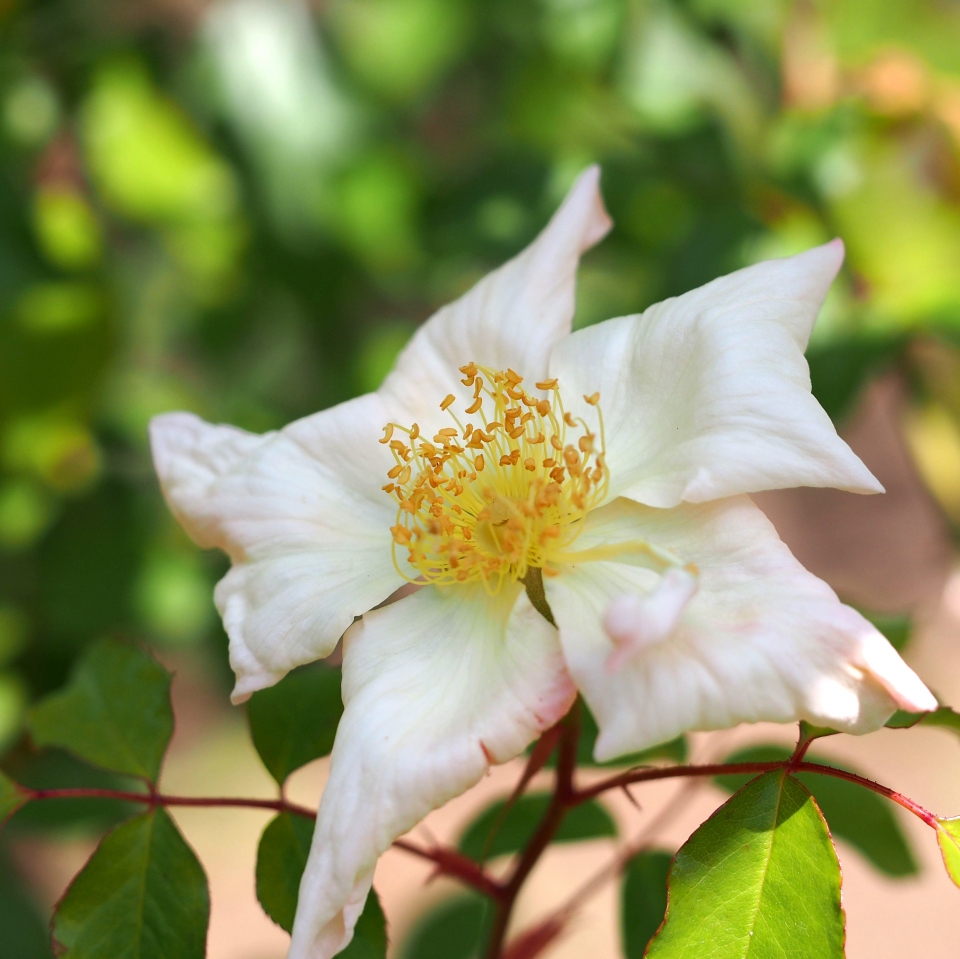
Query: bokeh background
2,0,960,955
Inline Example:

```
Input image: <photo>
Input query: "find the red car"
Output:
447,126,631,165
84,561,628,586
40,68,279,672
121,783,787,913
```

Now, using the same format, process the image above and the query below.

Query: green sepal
247,663,344,785
52,807,209,959
27,639,173,782
646,770,844,958
458,792,616,861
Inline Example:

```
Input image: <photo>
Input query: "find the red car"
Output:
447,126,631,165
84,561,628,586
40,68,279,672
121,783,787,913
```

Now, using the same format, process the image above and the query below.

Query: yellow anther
550,466,566,484
550,435,563,450
440,394,456,410
475,454,485,471
578,434,595,453
524,457,536,472
382,483,395,493
536,400,551,417
509,426,526,439
506,386,524,401
409,423,420,440
584,392,600,405
465,396,483,414
391,525,412,544
438,427,458,438
529,432,545,445
397,465,412,484
387,463,404,479
505,368,523,385
542,458,555,468
564,413,576,427
379,424,394,444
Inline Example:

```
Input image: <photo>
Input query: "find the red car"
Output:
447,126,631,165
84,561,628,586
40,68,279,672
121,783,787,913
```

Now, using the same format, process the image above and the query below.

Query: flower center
381,364,609,590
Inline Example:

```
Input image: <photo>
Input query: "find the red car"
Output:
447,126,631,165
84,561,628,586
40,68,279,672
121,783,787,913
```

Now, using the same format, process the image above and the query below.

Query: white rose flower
150,166,935,959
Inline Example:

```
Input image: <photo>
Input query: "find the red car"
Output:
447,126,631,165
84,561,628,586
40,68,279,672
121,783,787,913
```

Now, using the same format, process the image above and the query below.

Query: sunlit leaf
398,894,488,959
52,808,209,959
247,662,343,785
647,770,844,958
458,792,615,862
716,746,916,876
27,639,173,782
936,817,960,888
621,850,671,958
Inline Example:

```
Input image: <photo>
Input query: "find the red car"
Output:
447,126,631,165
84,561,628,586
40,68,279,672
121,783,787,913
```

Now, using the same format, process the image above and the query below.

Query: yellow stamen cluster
381,364,608,590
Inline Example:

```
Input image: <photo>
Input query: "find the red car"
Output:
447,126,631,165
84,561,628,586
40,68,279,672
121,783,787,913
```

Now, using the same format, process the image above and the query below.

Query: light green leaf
52,808,209,959
0,770,28,828
458,792,615,862
255,812,386,955
716,746,917,876
247,663,343,785
936,818,960,888
647,770,844,958
621,850,671,958
398,894,488,959
27,639,173,782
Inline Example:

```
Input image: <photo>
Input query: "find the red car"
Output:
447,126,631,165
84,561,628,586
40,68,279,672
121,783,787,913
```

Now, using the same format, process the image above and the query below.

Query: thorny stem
21,743,942,959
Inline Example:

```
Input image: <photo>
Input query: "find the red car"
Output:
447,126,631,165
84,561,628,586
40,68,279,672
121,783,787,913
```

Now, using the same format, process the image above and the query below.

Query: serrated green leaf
398,894,489,959
538,697,686,768
255,812,386,955
647,770,844,959
248,663,343,785
621,850,671,958
27,639,173,782
458,792,615,861
936,818,960,888
52,807,209,959
715,746,916,876
0,770,28,828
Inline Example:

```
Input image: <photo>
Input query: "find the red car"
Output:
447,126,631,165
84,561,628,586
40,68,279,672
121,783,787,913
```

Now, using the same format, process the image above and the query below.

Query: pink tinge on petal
602,568,698,673
857,629,938,713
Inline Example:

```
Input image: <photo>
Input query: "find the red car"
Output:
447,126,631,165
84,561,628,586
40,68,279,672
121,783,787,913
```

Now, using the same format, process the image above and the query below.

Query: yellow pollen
381,364,609,590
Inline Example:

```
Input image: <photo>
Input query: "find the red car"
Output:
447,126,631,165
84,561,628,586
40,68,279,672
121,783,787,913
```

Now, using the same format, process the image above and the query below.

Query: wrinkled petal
380,166,611,431
545,496,934,761
150,394,403,702
549,242,881,507
289,583,576,959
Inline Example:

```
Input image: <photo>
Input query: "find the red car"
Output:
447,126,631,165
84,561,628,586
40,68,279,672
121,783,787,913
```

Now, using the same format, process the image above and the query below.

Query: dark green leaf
539,697,686,768
621,850,671,958
255,811,386,955
936,817,960,888
807,334,901,423
0,843,52,958
398,894,489,959
647,770,844,958
256,812,314,933
716,746,916,877
248,662,343,785
0,770,28,827
27,639,173,782
52,807,209,959
864,612,912,653
458,792,616,861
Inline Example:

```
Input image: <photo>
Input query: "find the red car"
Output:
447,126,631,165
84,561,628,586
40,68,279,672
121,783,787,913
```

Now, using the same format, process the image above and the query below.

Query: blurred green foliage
2,0,960,932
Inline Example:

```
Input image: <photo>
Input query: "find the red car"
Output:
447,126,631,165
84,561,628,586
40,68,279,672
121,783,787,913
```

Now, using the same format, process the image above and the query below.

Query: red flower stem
484,703,581,959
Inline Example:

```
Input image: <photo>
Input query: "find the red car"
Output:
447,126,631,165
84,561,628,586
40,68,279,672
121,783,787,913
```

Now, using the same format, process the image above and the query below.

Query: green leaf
715,746,917,876
621,850,671,958
646,770,844,959
255,812,386,956
52,807,209,959
0,843,52,958
256,812,314,933
538,697,686,768
398,894,489,959
248,662,344,785
864,612,912,653
936,817,960,888
27,639,173,782
0,770,28,828
807,334,901,423
458,792,616,861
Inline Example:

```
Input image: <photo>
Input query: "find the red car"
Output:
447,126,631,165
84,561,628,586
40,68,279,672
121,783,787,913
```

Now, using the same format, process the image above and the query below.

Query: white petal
379,166,611,430
289,583,575,959
544,496,933,761
150,394,403,702
549,242,882,507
